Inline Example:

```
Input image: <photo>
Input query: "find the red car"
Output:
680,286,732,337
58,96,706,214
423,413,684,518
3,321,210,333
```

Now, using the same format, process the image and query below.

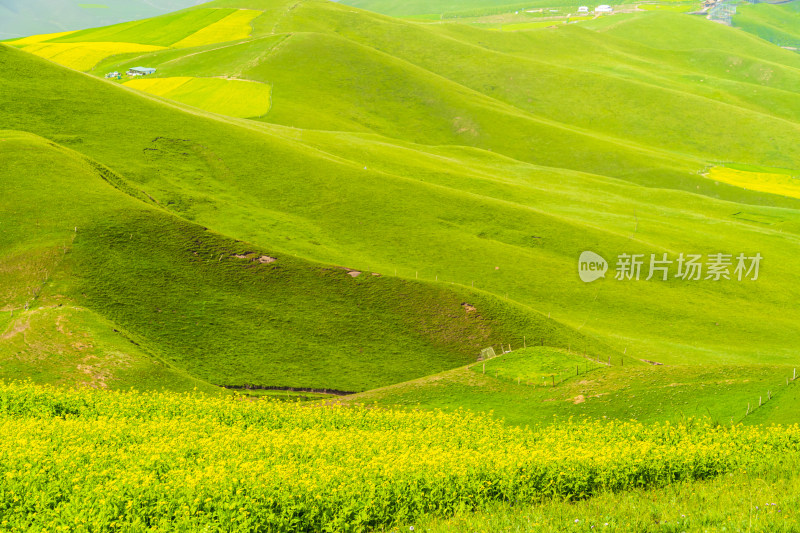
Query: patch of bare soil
2,318,29,340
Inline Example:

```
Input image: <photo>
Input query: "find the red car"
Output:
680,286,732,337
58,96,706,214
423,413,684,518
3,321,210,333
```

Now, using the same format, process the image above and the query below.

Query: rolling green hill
340,347,800,426
2,0,800,423
0,61,618,393
734,1,800,49
332,0,628,18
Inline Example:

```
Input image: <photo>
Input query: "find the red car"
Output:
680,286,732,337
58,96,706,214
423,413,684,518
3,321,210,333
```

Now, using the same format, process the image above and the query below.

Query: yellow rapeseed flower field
0,381,798,532
172,10,263,48
124,76,272,118
19,42,167,71
707,166,800,200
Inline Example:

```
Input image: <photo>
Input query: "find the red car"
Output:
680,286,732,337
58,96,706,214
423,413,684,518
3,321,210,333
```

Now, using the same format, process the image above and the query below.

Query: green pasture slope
333,0,628,18
2,126,592,393
0,49,616,394
4,2,800,529
1,0,800,422
734,1,800,49
341,346,800,426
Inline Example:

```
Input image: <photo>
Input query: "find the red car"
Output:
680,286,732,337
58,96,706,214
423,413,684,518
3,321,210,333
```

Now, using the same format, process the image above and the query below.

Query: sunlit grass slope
6,3,800,403
2,123,606,392
734,1,800,49
341,348,800,426
5,9,800,375
334,0,628,17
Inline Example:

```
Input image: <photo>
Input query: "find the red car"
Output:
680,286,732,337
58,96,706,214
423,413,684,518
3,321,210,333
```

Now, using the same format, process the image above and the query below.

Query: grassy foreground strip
1,383,799,532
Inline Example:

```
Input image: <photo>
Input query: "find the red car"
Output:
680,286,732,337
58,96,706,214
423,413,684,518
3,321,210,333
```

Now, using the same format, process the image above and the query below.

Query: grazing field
5,4,800,394
341,351,800,426
124,76,271,117
421,469,800,531
1,381,799,532
4,1,800,529
3,127,610,393
734,1,800,49
336,0,628,17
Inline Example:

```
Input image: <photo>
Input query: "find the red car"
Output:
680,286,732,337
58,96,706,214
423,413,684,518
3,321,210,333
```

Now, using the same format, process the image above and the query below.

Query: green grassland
339,347,800,426
3,3,800,408
5,2,800,529
335,0,633,18
734,1,800,49
420,466,800,531
4,127,605,392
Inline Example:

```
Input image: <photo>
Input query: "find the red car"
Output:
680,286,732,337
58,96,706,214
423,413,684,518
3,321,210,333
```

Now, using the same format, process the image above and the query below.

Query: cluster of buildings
577,5,614,13
104,67,157,80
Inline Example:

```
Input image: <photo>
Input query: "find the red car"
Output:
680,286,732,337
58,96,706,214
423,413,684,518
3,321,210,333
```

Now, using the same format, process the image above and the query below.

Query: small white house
104,71,120,79
578,6,589,13
596,4,613,13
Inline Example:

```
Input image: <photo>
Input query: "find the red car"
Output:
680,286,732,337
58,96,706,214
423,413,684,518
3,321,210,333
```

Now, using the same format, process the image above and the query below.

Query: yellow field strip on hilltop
172,9,262,48
125,76,194,94
9,30,78,45
707,166,800,200
20,42,166,71
124,76,271,118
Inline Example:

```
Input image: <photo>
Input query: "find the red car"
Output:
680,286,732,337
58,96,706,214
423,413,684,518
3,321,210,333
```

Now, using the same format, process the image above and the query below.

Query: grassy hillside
334,0,630,18
340,346,800,426
2,121,607,393
734,1,800,49
4,4,800,382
